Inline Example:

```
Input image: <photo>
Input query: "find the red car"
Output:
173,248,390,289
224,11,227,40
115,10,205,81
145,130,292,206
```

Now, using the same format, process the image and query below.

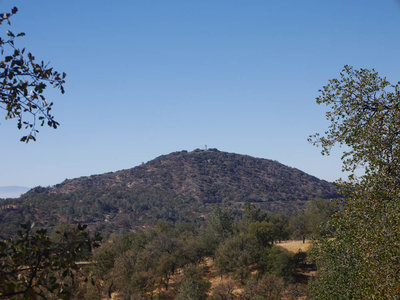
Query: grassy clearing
276,240,311,253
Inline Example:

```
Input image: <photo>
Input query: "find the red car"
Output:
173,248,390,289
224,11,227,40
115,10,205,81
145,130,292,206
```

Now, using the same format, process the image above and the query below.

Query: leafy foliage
202,205,235,253
309,65,400,176
288,197,337,242
0,7,66,141
214,233,261,282
248,221,277,247
309,66,400,298
257,246,296,283
0,223,100,299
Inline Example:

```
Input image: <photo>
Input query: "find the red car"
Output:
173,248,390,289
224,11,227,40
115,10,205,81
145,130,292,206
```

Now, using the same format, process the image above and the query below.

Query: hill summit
0,149,337,234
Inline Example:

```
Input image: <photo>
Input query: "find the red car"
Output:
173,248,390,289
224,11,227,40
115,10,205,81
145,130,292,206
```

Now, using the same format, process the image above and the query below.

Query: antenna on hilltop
205,145,208,151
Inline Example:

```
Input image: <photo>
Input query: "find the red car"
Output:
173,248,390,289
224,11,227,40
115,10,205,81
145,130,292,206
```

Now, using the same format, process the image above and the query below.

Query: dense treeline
1,199,335,299
72,201,335,299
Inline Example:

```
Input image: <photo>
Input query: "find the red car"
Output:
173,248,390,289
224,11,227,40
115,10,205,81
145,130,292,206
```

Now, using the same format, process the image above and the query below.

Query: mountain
0,149,338,235
0,186,30,198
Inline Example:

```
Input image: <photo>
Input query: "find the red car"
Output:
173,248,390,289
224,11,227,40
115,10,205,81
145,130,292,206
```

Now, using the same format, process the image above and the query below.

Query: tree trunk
108,280,114,298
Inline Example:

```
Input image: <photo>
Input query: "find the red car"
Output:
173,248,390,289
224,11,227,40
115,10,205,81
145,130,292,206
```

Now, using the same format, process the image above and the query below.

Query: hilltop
0,149,337,235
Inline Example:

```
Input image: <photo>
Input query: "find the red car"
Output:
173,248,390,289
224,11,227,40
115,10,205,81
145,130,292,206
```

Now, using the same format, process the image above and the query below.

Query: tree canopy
0,7,65,142
309,66,400,298
0,223,100,299
309,65,400,179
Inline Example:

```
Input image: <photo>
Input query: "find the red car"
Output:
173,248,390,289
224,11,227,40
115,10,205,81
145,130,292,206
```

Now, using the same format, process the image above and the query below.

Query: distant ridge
0,149,338,235
0,186,30,199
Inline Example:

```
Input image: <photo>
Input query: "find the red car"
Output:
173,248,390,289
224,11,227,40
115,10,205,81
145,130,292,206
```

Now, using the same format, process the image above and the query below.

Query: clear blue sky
1,0,400,187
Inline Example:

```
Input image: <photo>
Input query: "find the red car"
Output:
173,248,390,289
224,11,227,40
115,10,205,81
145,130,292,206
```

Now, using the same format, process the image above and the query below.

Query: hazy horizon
0,186,30,199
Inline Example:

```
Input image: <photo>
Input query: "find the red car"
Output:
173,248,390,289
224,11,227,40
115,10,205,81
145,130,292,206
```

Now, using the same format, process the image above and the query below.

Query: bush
176,264,210,300
242,274,284,300
257,246,296,282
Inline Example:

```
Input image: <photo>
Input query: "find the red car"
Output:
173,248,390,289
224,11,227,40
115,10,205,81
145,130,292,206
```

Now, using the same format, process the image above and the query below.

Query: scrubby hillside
0,149,337,235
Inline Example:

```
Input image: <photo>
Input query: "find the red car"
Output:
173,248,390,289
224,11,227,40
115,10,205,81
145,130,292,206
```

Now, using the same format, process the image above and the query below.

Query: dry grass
276,240,311,253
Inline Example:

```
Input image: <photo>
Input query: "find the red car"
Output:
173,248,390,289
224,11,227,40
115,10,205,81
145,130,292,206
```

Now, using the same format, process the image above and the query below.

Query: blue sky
1,0,400,187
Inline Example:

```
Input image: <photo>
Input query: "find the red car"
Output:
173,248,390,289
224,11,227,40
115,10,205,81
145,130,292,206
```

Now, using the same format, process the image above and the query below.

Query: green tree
288,198,336,242
214,233,261,282
0,7,65,142
257,246,296,283
309,66,400,298
288,212,309,243
304,197,336,237
175,264,210,300
202,206,234,253
0,223,100,299
248,221,276,247
239,204,264,230
91,242,119,297
269,213,289,242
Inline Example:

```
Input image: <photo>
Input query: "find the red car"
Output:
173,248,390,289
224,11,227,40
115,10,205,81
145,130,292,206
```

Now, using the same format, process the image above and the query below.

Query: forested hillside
0,149,337,236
